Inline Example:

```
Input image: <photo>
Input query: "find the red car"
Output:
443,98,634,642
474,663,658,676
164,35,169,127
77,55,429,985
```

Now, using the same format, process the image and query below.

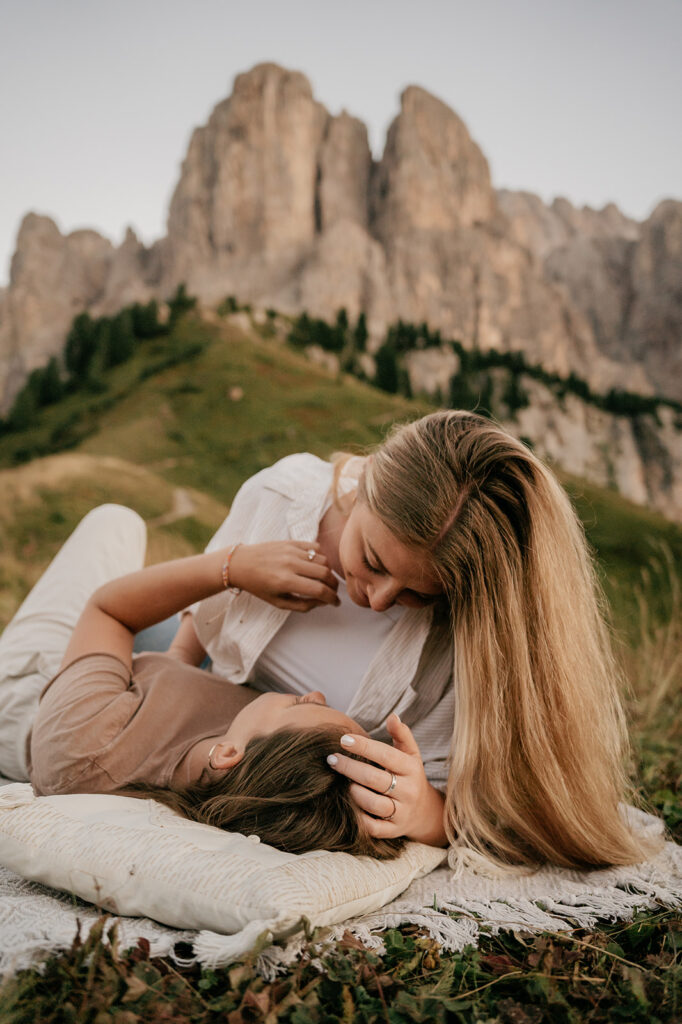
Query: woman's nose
367,579,398,611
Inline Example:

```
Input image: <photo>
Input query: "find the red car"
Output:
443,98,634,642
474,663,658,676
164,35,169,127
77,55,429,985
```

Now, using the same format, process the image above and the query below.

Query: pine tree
106,310,136,366
374,344,399,393
65,313,98,384
353,312,368,352
38,357,64,405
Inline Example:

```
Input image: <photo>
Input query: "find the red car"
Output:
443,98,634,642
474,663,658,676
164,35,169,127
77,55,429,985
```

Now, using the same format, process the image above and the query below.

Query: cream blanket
1,805,680,979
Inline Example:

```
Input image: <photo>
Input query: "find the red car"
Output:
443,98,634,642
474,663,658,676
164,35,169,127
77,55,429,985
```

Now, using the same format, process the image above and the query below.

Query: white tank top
253,572,404,712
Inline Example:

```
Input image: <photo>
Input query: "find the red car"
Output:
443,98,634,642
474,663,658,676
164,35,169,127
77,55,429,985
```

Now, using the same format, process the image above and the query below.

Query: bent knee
77,504,147,553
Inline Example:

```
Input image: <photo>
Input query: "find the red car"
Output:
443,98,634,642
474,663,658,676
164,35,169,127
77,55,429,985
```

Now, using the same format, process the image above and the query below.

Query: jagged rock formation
1,62,680,518
497,191,682,401
0,217,161,411
0,215,114,411
626,200,682,398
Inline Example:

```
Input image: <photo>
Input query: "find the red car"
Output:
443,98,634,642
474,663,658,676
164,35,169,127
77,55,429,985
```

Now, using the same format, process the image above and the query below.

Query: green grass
0,913,679,1022
3,311,680,633
0,312,680,1022
563,474,682,639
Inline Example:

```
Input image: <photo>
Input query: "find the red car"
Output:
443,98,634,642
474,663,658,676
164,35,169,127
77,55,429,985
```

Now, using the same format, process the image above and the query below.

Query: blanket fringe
1,829,680,978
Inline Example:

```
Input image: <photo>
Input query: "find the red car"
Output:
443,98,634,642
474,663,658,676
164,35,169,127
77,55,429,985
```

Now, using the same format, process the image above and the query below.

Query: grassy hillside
0,311,680,1021
2,311,680,635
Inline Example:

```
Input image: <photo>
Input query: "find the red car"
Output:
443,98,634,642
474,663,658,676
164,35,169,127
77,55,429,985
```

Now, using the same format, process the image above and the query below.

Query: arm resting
60,548,231,674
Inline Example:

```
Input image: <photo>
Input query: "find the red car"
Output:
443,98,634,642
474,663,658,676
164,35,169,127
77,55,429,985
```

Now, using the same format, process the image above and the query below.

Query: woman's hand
327,714,447,847
228,541,340,612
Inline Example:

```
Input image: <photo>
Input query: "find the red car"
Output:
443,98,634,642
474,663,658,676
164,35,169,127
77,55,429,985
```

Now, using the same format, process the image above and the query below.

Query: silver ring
380,797,397,821
306,548,316,561
382,772,397,794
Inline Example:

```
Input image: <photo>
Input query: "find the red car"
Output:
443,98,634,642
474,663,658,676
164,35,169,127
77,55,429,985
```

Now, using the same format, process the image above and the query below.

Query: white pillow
0,784,446,956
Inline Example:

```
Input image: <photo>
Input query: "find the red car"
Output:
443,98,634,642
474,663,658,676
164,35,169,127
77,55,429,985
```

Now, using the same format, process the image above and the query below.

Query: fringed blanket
1,807,680,979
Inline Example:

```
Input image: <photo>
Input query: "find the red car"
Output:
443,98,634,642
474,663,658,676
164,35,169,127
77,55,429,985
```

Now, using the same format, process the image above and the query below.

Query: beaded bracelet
221,543,243,594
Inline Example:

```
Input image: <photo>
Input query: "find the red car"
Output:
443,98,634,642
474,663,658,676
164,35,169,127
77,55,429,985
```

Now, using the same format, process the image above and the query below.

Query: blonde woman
172,410,654,869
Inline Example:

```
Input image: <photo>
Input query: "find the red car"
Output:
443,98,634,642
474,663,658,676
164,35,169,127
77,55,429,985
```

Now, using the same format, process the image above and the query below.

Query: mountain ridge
0,63,679,523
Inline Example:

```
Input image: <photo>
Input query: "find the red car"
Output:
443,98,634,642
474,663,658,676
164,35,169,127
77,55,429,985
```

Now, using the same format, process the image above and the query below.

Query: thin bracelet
221,543,242,594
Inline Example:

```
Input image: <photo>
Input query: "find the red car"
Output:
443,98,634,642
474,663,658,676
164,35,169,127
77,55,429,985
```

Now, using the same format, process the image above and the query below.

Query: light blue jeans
133,615,182,654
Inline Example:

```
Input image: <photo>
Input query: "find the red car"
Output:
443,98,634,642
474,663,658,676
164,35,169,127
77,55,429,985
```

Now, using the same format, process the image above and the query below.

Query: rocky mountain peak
166,62,328,295
371,84,496,243
0,213,115,411
1,62,680,521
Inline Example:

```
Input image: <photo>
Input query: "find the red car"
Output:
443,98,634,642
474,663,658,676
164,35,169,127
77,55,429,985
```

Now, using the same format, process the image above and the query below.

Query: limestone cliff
0,214,114,412
497,190,682,401
165,64,328,301
1,62,680,518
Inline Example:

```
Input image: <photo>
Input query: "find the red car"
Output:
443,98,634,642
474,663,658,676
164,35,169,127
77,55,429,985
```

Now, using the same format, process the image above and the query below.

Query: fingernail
327,754,338,766
394,713,401,723
340,735,355,747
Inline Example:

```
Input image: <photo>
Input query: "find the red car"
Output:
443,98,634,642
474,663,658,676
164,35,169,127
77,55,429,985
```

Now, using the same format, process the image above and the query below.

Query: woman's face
222,691,365,751
338,500,442,611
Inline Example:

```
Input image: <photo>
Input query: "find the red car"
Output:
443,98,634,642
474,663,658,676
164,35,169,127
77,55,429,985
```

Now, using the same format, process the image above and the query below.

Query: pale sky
1,0,680,285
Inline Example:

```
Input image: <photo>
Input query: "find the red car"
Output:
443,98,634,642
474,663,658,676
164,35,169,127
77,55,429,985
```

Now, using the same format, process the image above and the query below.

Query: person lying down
24,514,404,861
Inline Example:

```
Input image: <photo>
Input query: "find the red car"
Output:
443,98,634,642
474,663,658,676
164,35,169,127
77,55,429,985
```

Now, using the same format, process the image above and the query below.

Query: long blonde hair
359,410,655,869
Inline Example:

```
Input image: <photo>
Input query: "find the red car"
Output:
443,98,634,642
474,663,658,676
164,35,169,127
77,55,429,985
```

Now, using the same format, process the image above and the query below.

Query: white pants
0,504,146,781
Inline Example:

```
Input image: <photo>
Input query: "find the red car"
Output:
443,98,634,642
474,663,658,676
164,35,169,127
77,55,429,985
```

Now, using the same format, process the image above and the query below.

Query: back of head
140,726,405,860
361,410,657,869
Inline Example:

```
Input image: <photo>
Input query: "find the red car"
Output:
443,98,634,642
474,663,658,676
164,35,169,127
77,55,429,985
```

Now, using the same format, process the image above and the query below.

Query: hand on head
326,713,447,848
167,717,406,860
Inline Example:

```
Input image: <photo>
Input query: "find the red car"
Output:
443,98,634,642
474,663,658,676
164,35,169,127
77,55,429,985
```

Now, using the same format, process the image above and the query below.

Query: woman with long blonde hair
169,410,654,869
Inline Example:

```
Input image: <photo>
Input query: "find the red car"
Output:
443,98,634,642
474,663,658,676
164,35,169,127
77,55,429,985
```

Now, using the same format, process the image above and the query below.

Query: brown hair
130,726,405,860
357,410,658,869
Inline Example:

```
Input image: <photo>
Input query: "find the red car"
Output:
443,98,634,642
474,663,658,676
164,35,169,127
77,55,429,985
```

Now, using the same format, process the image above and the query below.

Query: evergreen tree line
287,310,681,423
1,286,196,433
288,309,369,375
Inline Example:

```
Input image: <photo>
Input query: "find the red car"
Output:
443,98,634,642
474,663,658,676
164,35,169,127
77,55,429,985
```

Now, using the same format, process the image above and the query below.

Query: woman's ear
209,742,244,772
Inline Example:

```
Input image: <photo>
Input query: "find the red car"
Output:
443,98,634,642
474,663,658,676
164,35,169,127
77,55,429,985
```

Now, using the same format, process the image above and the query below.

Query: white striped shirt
191,454,454,789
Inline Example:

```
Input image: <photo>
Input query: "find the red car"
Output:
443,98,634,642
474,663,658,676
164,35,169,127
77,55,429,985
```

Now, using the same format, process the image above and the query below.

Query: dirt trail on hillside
147,488,197,526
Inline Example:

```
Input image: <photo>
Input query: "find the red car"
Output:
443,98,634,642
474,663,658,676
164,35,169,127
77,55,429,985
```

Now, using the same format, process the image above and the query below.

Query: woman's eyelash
362,554,381,574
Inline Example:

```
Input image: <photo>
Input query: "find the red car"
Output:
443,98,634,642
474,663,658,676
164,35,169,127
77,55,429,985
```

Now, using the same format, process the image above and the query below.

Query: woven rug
0,805,680,979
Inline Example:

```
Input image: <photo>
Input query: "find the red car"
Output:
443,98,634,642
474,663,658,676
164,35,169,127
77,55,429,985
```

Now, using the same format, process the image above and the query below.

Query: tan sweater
28,652,258,796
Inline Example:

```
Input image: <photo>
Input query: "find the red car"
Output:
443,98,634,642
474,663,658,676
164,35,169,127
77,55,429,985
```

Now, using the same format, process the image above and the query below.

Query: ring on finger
379,797,397,821
306,548,316,561
381,772,397,794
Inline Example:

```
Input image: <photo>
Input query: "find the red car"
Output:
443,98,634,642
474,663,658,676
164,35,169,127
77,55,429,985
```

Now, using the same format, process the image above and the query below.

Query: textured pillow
0,784,446,956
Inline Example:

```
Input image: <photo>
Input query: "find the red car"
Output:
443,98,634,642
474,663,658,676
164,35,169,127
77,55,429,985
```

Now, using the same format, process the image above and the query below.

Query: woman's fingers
336,733,412,774
385,714,422,757
277,596,323,612
326,751,395,794
284,578,339,605
348,782,398,821
290,540,323,556
293,559,337,587
280,543,338,605
358,810,401,838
